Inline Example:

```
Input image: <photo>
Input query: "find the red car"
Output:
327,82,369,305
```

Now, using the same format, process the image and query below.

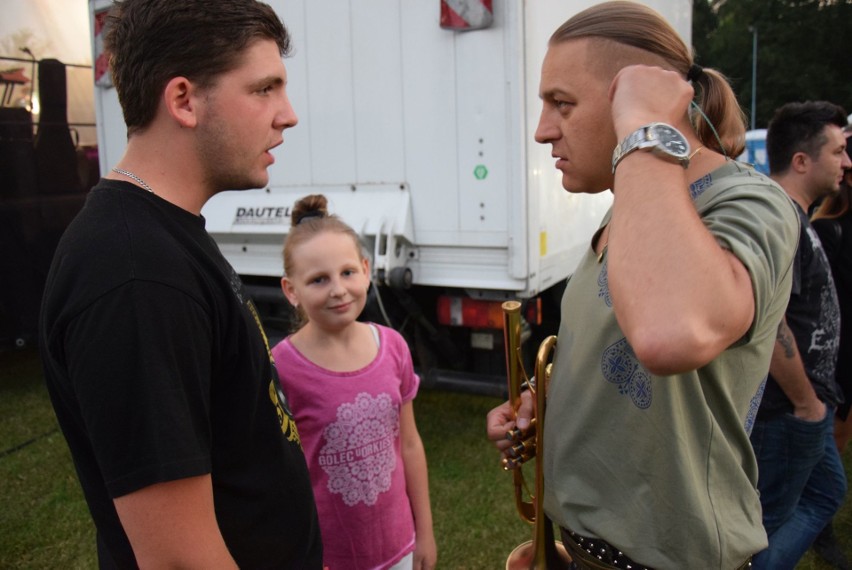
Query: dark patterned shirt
759,204,842,414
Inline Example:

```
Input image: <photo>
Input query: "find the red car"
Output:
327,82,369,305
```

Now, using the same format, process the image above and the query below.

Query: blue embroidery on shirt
601,338,652,409
598,257,612,307
689,173,713,200
744,376,766,435
593,172,723,411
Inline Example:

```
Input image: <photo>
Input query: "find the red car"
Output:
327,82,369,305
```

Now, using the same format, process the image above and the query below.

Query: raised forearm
608,166,754,374
606,66,754,374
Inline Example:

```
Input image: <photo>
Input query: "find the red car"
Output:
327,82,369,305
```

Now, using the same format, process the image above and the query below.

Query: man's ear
163,76,199,128
791,151,810,174
281,276,298,307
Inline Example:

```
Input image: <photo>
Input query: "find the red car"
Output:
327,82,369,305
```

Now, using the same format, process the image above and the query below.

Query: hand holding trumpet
486,388,537,469
489,302,572,568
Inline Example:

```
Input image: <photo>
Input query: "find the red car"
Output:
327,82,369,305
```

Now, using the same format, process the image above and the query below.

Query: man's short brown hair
104,0,291,136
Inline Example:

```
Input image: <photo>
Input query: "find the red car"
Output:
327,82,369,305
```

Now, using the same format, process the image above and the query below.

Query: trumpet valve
502,441,537,470
507,438,535,459
506,418,537,444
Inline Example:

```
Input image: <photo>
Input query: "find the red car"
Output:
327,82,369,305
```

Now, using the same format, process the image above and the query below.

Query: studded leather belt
560,527,753,570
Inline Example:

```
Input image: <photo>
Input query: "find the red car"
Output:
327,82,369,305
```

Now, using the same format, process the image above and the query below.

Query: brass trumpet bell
507,538,571,570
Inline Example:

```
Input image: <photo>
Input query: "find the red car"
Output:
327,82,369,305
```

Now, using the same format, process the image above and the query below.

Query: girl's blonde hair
550,1,746,157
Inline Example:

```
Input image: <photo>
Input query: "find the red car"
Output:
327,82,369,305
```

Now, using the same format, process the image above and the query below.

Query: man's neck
771,173,813,212
116,133,211,215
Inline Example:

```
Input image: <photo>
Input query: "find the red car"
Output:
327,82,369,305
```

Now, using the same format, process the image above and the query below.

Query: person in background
486,2,799,568
749,101,850,570
38,0,323,567
808,124,852,570
273,194,436,570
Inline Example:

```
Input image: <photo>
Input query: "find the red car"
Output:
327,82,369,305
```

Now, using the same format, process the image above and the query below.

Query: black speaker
0,107,37,200
34,59,81,195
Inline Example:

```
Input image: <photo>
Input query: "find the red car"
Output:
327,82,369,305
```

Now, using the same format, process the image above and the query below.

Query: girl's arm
400,401,437,570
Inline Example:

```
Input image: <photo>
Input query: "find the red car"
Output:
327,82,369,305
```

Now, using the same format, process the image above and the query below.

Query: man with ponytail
487,2,799,568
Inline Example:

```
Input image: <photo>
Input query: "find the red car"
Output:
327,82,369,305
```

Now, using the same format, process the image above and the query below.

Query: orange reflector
525,297,542,326
437,296,506,329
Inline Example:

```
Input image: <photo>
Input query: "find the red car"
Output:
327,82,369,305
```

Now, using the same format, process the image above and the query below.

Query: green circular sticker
474,164,488,180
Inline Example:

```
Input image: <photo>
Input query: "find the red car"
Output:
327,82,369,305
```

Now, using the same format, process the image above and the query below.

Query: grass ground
1,346,850,569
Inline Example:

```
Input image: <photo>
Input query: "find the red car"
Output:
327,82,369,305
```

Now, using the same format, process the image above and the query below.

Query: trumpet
502,301,571,570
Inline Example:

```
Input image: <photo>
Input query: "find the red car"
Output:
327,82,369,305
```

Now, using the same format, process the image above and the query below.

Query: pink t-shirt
272,324,419,570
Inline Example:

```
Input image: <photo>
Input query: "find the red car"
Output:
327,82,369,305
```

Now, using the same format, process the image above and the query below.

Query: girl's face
282,231,370,333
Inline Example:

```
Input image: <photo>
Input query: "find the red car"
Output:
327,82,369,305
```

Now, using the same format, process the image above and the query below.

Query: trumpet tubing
502,301,571,569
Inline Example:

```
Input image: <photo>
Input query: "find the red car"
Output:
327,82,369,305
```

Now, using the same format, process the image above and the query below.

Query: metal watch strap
611,127,650,173
611,122,689,173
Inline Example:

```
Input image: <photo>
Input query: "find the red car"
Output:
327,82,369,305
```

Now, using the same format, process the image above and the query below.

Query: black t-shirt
40,180,322,568
813,211,852,418
760,205,842,414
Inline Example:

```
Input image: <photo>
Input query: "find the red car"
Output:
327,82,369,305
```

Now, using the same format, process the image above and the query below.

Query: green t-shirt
542,161,798,569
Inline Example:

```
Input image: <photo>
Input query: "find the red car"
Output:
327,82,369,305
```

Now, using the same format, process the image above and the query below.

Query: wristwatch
611,122,691,173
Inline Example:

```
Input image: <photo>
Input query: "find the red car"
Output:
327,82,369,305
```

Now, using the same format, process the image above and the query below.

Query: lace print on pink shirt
318,392,399,506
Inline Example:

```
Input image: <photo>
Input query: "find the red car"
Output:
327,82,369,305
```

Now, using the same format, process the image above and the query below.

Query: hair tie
687,64,704,83
297,211,324,224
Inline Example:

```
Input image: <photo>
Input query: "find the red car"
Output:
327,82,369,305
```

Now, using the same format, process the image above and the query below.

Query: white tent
1,1,95,145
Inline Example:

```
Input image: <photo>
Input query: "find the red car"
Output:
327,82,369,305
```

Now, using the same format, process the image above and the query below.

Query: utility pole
748,25,757,130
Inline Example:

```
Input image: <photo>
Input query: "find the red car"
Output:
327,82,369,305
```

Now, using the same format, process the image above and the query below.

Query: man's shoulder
70,182,206,264
692,161,783,197
692,161,798,227
47,183,219,313
693,161,799,253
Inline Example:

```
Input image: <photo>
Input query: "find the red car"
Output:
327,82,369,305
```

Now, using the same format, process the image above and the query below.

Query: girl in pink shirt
273,194,436,570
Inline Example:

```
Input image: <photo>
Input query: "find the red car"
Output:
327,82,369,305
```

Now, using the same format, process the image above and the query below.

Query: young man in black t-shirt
750,100,850,570
39,1,322,567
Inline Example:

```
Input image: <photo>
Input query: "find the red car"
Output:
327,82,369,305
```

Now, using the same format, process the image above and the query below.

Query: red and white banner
440,0,493,31
93,9,113,88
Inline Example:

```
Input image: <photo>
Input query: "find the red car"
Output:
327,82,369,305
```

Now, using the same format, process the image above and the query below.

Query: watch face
652,124,689,157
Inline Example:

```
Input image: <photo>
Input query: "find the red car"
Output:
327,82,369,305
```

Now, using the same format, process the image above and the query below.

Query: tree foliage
692,0,852,129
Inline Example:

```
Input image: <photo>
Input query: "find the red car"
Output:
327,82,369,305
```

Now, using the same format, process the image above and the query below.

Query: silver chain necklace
112,167,155,194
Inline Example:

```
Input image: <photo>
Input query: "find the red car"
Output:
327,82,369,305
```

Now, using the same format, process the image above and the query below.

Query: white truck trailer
89,0,692,393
